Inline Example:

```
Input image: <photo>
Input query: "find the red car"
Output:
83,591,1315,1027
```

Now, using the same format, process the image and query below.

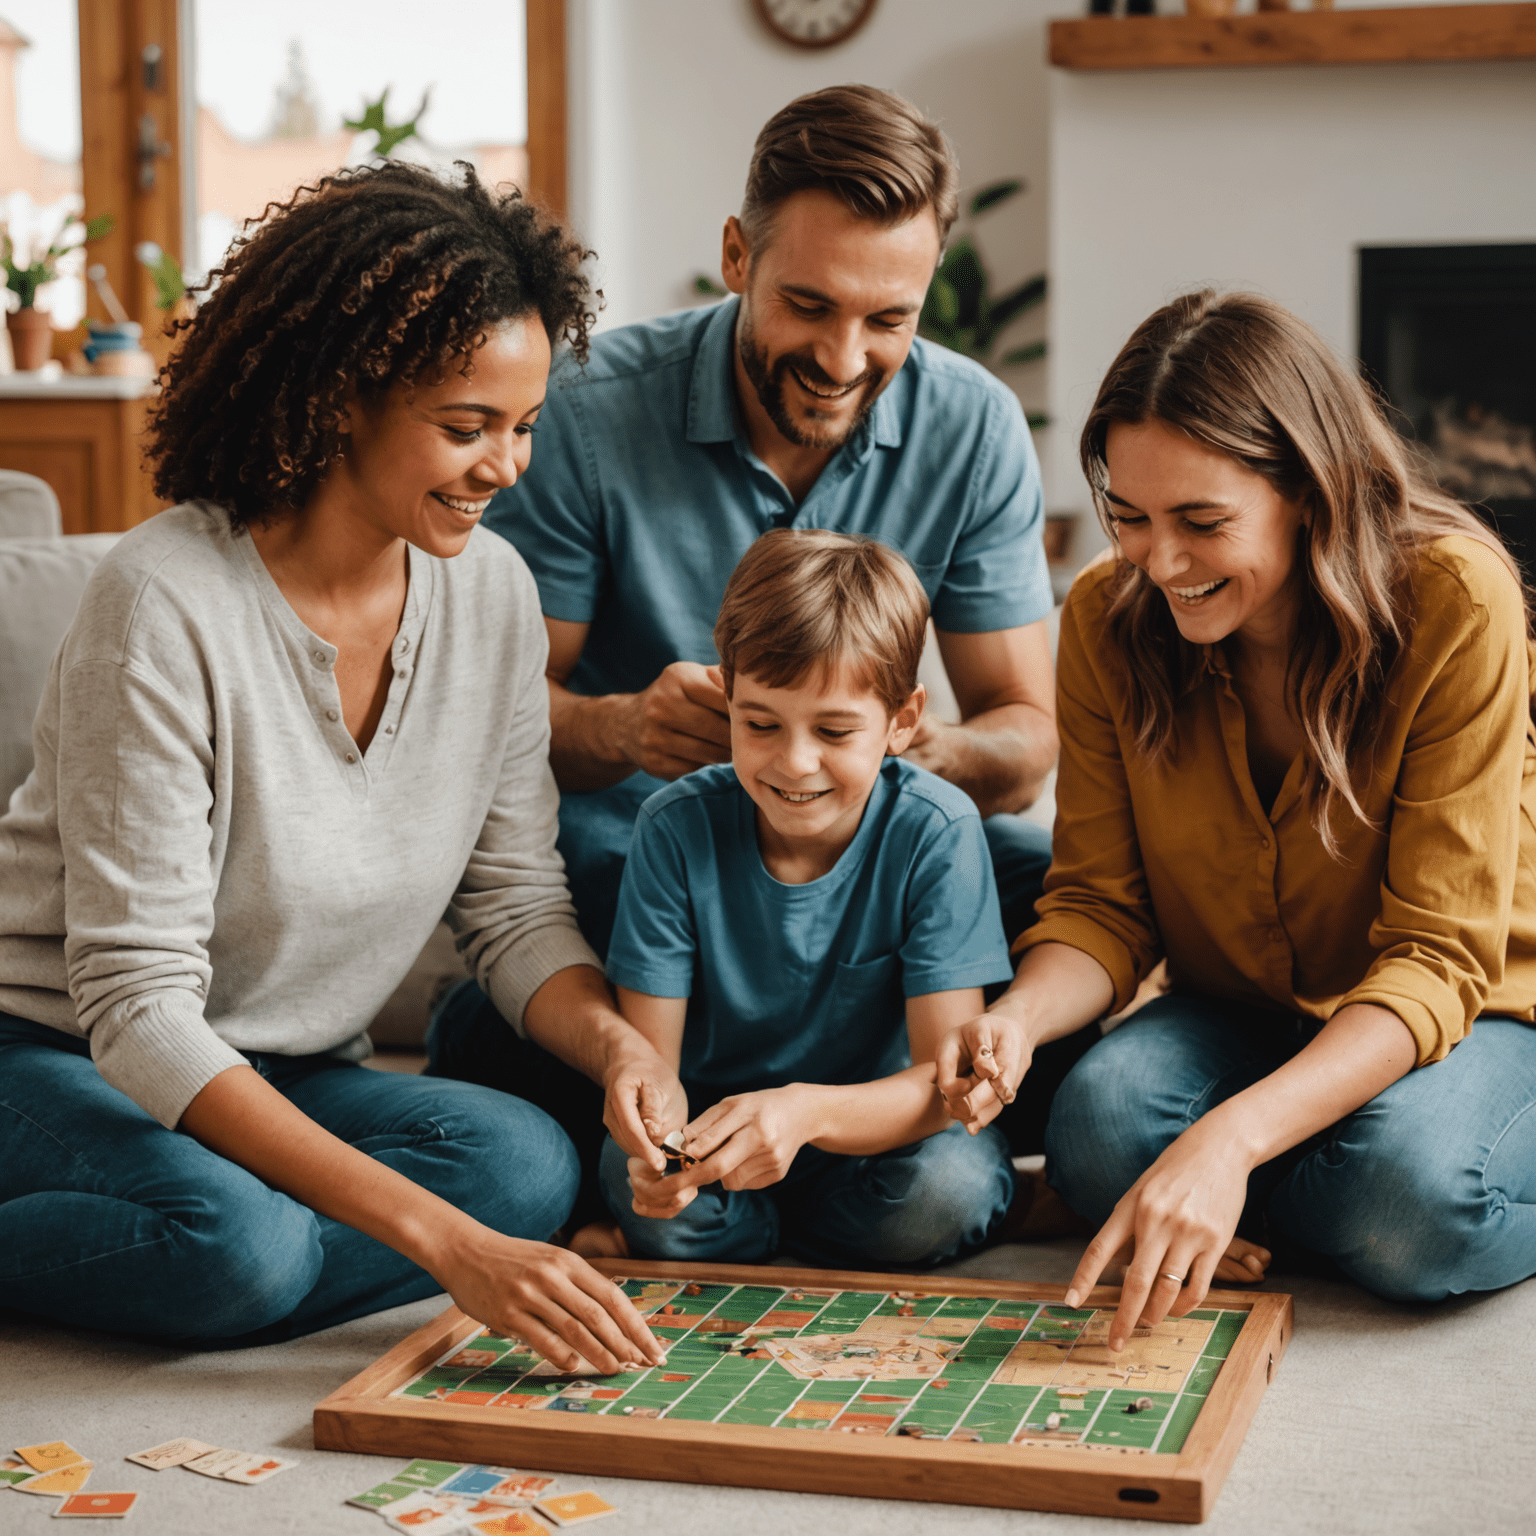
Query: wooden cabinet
0,377,162,533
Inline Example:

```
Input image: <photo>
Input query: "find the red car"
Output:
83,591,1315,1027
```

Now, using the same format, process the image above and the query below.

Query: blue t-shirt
605,758,1015,1106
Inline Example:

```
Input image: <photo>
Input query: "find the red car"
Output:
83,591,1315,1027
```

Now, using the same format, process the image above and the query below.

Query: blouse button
398,637,411,653
397,670,409,680
385,725,395,734
313,650,327,665
345,752,357,764
326,709,339,722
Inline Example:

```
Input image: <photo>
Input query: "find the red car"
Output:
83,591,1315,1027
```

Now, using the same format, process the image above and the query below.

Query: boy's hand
679,1086,819,1192
627,1156,704,1220
935,1013,1034,1133
603,1054,688,1174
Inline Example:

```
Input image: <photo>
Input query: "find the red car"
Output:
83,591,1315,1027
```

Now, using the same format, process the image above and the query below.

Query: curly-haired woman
0,163,669,1367
938,292,1536,1339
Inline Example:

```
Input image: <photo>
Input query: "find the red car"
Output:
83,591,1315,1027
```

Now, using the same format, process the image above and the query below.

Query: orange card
16,1442,88,1473
14,1461,94,1497
536,1490,618,1525
54,1490,139,1518
472,1514,547,1536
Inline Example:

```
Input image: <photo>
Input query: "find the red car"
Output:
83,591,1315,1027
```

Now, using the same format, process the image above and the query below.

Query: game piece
1127,1396,1155,1414
535,1491,618,1526
222,1455,299,1484
659,1130,697,1169
15,1462,95,1496
315,1261,1293,1522
1,1456,37,1487
16,1442,88,1473
51,1491,139,1518
125,1438,217,1472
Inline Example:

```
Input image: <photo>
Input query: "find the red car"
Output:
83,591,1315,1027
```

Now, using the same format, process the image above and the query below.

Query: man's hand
935,1011,1035,1133
619,661,730,781
603,1053,688,1174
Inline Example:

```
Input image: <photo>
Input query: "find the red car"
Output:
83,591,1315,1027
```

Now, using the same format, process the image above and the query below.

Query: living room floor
4,1226,1530,1535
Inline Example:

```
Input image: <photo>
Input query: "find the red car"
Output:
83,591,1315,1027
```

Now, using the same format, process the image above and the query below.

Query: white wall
565,0,1070,435
1049,56,1536,562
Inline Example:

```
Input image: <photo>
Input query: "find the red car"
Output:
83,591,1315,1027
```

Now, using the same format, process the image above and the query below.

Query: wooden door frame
79,0,568,331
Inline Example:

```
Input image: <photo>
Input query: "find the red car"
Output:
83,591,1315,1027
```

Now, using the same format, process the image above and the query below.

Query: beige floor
4,1236,1530,1536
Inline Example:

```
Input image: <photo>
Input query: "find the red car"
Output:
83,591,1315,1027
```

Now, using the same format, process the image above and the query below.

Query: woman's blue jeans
1044,996,1536,1303
598,1122,1014,1269
0,1015,579,1345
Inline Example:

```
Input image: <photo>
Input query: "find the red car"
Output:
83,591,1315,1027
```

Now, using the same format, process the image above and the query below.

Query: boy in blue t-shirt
600,528,1017,1266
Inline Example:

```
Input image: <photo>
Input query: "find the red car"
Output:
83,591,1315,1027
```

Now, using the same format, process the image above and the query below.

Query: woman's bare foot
568,1220,630,1260
1213,1235,1270,1284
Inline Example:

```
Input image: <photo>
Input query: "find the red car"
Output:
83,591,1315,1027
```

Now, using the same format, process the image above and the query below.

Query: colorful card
347,1478,421,1510
125,1438,216,1472
382,1489,474,1529
0,1456,36,1487
52,1491,139,1518
181,1448,247,1479
438,1466,520,1499
392,1459,465,1489
478,1473,555,1506
472,1514,547,1536
16,1442,88,1473
15,1462,95,1497
536,1491,618,1526
222,1455,298,1485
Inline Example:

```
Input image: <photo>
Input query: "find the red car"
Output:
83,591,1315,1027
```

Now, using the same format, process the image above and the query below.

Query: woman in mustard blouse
938,291,1536,1343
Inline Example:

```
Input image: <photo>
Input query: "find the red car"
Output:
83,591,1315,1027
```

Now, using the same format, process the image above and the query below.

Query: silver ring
1160,1271,1186,1285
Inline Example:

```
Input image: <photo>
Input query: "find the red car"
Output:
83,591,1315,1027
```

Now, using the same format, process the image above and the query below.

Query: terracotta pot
6,306,54,371
1185,0,1236,14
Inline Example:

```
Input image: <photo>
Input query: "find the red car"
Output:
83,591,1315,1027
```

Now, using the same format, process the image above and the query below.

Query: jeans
0,1014,579,1345
598,1122,1015,1268
1044,995,1536,1303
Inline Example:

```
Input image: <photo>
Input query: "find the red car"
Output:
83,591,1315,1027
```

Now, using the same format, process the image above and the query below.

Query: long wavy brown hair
1082,289,1528,856
146,161,596,528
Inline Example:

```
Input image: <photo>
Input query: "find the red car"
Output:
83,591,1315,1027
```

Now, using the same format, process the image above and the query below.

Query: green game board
390,1277,1246,1455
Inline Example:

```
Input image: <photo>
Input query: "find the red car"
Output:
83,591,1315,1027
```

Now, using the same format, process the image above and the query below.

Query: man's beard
738,312,884,452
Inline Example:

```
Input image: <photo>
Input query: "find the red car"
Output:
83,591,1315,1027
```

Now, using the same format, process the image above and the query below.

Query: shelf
1049,3,1536,70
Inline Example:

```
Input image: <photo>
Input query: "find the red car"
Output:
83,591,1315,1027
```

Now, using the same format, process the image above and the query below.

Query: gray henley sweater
0,503,598,1128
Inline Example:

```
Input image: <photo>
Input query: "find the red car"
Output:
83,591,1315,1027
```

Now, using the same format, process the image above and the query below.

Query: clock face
754,0,878,49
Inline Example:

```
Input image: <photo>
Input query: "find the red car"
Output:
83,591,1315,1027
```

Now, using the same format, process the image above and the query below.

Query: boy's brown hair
739,85,960,252
714,529,930,715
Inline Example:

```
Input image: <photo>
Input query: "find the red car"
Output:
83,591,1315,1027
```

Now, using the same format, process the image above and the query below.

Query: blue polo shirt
605,758,1014,1105
484,297,1053,921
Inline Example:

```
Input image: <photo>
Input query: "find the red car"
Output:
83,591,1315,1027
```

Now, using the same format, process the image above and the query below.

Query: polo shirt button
1260,838,1270,848
326,710,339,722
345,752,357,763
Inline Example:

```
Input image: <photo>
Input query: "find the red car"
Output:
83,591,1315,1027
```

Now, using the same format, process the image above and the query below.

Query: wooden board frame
315,1261,1291,1524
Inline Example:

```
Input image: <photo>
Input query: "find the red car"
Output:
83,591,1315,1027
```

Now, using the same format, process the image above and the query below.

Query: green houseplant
918,178,1047,428
3,210,112,370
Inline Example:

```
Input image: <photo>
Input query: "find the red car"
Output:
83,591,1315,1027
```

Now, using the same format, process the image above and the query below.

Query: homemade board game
315,1261,1291,1523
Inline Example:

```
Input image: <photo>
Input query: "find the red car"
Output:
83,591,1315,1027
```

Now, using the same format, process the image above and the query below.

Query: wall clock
752,0,879,49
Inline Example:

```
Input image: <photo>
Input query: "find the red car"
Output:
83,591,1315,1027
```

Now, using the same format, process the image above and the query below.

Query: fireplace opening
1358,243,1536,578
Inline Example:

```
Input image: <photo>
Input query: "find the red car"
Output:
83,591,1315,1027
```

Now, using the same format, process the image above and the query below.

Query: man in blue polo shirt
431,85,1090,1236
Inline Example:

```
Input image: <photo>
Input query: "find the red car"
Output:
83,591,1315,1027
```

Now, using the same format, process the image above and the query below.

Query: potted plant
3,210,112,371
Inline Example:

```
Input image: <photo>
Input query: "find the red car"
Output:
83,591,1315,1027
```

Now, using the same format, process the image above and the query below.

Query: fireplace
1358,244,1536,576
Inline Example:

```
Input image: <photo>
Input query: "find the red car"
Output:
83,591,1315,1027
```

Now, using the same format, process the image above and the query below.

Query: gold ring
1160,1271,1186,1285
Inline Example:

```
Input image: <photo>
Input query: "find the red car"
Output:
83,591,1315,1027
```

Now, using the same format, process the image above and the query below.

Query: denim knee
424,1084,580,1242
1045,1033,1179,1226
168,1190,324,1339
854,1125,1014,1266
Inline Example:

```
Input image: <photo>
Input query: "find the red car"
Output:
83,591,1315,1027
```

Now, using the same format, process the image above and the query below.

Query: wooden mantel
1050,2,1536,70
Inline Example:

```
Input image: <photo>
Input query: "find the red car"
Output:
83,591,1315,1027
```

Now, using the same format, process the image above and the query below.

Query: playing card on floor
535,1491,619,1525
125,1438,216,1472
51,1490,139,1518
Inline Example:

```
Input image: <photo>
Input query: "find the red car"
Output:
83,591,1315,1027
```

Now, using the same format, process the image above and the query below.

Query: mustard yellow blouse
1019,535,1536,1066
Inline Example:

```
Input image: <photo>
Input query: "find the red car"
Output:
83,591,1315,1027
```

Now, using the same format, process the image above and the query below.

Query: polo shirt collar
685,293,905,454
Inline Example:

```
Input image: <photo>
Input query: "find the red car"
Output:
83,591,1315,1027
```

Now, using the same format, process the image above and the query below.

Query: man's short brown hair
714,529,930,715
739,85,959,252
